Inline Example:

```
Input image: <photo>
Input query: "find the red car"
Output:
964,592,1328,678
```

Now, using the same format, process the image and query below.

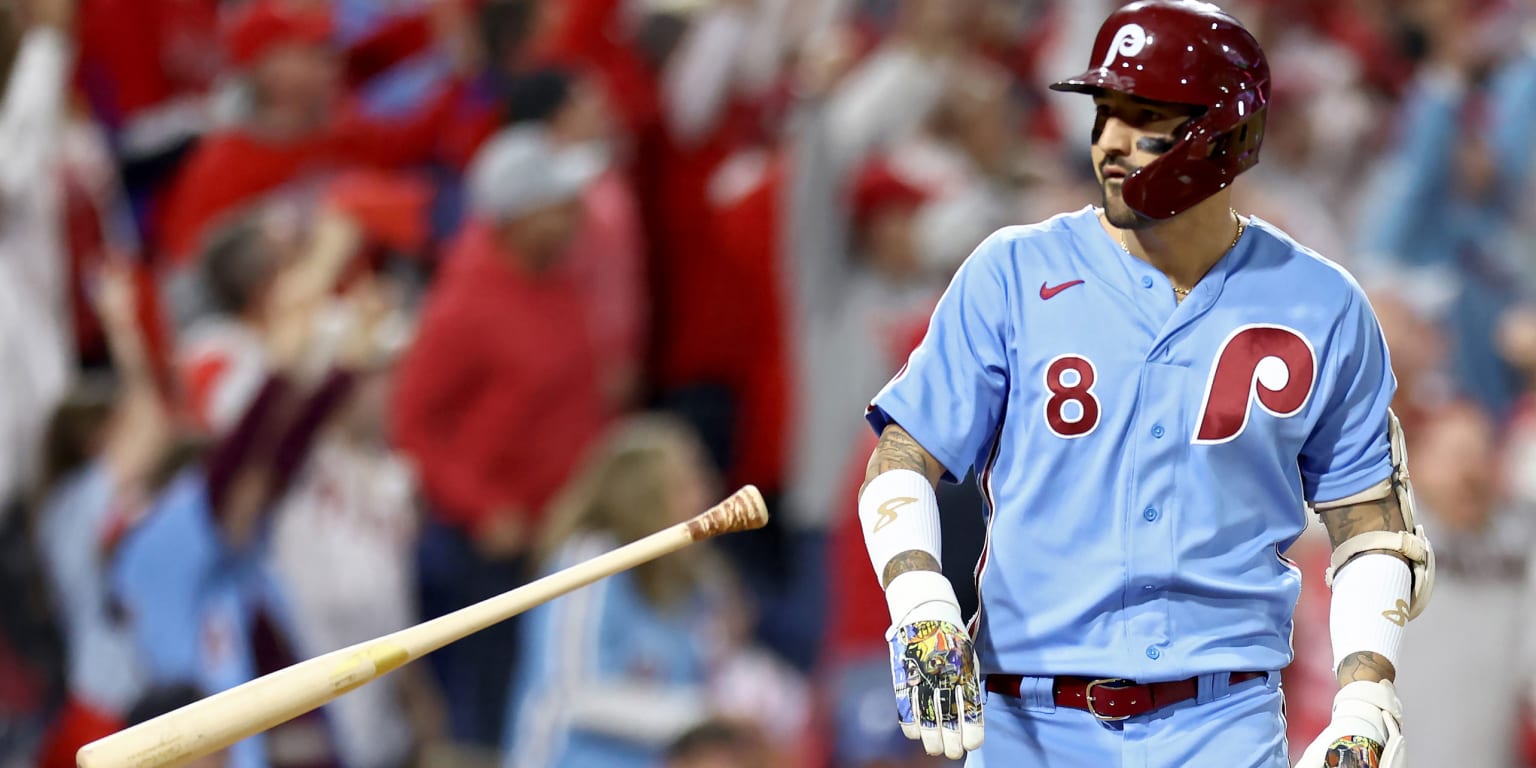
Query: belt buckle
1083,678,1136,722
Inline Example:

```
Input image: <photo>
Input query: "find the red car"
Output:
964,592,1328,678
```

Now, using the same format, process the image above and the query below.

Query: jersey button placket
1131,367,1178,673
1140,275,1154,289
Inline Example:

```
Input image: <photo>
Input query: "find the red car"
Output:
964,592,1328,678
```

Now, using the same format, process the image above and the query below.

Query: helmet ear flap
1215,111,1266,164
1121,104,1267,219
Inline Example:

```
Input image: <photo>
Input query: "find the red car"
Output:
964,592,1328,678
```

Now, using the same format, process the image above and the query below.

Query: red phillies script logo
1039,280,1086,300
1193,324,1316,443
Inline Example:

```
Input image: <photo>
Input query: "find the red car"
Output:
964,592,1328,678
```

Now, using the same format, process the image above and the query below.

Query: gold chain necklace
1121,208,1245,296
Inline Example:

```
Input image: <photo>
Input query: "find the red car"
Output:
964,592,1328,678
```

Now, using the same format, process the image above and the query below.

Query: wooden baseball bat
77,485,769,768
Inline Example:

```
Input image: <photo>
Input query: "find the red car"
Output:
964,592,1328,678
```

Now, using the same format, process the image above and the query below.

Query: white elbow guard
1313,409,1436,620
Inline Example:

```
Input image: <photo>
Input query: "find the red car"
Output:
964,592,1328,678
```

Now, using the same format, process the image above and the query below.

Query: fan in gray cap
464,125,607,270
467,125,607,222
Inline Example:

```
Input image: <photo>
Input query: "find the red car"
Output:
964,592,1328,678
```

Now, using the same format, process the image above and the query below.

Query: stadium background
1,0,1535,766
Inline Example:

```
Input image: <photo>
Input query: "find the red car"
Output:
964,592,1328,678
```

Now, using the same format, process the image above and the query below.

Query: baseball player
856,2,1434,766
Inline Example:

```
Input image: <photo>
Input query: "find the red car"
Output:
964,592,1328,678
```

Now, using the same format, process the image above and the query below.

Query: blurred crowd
2,0,1536,766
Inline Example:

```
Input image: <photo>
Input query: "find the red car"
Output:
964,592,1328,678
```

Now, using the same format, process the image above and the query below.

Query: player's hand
887,593,984,760
1296,681,1404,768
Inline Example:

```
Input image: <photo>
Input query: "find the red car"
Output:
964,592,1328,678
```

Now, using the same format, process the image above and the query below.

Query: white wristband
858,468,942,584
885,570,964,629
1329,553,1412,673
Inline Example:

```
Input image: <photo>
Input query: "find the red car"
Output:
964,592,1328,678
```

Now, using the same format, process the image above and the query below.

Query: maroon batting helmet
1051,0,1270,220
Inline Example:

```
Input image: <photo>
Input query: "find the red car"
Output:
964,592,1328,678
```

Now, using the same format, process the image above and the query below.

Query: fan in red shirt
392,123,611,550
389,123,613,746
75,0,221,166
154,0,461,268
501,66,649,410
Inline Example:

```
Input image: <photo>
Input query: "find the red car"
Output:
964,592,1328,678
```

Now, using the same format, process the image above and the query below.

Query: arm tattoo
1320,495,1406,549
872,425,933,478
1337,651,1397,685
863,424,947,495
1319,495,1411,569
882,549,942,589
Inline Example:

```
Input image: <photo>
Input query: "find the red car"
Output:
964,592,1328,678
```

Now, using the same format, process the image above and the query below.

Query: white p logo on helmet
1100,23,1147,68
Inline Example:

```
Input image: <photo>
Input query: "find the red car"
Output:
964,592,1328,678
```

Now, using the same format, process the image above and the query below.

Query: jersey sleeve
1299,284,1398,503
866,231,1013,482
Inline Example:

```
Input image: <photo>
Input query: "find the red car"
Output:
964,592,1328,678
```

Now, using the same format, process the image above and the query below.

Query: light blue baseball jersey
112,470,294,768
867,206,1395,682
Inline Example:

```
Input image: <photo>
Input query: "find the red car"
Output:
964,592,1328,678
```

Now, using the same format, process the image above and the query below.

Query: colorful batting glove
884,572,984,760
1297,680,1404,768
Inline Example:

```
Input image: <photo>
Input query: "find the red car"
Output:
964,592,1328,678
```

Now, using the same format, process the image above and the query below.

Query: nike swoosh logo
1039,280,1086,300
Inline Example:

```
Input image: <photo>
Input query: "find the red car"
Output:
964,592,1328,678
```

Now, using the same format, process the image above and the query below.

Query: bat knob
689,485,770,539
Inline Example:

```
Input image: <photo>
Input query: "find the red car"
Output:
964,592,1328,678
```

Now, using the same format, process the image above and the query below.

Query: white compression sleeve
860,469,954,626
1329,553,1412,673
858,468,942,583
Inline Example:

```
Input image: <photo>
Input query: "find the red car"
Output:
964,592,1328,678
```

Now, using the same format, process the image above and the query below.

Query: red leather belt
985,671,1266,721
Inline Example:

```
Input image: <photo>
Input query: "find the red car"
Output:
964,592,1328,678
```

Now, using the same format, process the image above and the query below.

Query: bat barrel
77,486,768,768
76,639,412,768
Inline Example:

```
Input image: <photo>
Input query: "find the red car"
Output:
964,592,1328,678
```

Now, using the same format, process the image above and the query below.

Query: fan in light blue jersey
504,417,737,768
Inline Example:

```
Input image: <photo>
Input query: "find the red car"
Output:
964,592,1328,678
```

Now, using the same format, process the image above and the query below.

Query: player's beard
1099,158,1152,230
1101,178,1151,230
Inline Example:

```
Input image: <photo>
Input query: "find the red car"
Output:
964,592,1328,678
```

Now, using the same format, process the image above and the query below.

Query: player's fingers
940,726,964,760
961,676,985,753
919,726,944,755
963,718,985,754
918,688,944,757
890,650,920,741
936,686,964,760
896,685,920,741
